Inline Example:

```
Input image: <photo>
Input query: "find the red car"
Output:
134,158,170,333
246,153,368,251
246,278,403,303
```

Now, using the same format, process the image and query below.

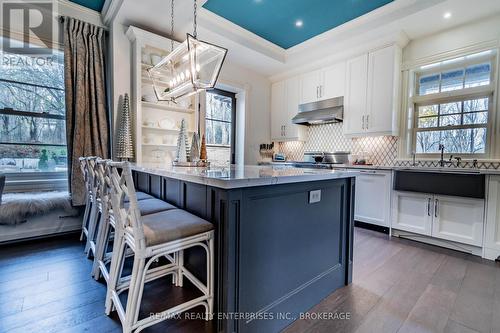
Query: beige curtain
63,17,109,206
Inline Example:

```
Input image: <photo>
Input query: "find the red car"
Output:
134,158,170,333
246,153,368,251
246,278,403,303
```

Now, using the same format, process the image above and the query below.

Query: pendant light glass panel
149,34,227,101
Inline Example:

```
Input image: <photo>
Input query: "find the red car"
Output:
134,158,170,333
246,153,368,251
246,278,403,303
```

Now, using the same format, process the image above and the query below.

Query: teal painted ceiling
69,0,105,12
203,0,394,49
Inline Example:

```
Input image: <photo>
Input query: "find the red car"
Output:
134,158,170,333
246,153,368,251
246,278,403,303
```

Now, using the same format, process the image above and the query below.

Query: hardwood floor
1,228,499,333
285,228,500,333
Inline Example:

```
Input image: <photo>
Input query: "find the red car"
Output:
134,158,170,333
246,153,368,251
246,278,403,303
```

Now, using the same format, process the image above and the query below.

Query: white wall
403,15,500,63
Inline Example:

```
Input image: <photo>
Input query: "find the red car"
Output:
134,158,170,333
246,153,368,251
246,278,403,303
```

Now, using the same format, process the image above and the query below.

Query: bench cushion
142,209,214,246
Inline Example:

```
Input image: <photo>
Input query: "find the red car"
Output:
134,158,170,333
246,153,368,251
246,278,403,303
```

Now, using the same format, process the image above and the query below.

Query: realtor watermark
149,311,352,322
1,0,59,68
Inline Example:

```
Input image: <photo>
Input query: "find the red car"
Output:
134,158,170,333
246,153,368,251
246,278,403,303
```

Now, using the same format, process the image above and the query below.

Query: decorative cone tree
116,93,134,161
175,118,189,163
200,134,207,161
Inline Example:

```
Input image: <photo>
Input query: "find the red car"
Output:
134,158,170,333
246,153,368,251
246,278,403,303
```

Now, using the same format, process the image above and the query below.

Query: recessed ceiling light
295,19,303,28
443,12,452,19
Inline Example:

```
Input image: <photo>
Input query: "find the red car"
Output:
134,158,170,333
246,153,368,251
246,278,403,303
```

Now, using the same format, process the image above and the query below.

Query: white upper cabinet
344,44,401,137
299,62,346,104
344,54,368,135
299,70,322,104
271,81,286,140
322,62,346,100
271,78,306,141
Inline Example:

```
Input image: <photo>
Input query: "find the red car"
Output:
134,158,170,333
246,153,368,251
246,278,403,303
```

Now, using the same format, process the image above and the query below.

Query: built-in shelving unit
126,26,198,165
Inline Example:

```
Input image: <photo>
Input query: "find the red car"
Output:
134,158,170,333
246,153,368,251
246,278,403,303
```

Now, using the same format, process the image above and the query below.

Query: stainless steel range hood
292,96,343,125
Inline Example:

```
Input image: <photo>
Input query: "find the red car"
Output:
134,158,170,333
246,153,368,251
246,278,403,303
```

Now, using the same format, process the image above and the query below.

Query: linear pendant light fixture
148,0,228,102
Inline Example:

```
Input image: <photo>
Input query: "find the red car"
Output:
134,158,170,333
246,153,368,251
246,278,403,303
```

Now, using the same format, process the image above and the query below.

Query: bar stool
79,156,99,256
91,159,177,281
105,161,214,333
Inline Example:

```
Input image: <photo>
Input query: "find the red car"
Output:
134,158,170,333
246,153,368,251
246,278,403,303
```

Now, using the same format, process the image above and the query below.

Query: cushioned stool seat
125,191,153,202
131,198,177,216
142,209,214,246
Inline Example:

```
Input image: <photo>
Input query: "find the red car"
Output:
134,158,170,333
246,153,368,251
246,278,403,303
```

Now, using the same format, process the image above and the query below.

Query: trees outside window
0,49,67,173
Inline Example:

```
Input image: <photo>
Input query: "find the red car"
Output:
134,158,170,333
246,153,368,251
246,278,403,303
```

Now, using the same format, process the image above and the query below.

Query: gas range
290,161,345,169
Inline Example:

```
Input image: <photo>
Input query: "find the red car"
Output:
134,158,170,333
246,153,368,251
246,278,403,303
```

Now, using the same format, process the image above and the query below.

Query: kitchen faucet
439,144,445,167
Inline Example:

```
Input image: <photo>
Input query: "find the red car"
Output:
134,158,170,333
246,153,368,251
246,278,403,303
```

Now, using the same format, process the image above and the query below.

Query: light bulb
180,72,185,80
196,64,201,72
185,69,190,78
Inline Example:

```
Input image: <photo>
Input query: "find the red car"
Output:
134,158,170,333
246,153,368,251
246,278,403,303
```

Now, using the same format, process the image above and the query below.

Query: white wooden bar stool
105,161,215,333
79,156,99,256
91,159,177,281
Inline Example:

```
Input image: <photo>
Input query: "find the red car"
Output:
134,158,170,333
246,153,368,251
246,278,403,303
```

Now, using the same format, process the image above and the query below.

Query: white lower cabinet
392,191,433,235
432,195,484,246
484,176,500,259
392,191,484,246
354,170,391,227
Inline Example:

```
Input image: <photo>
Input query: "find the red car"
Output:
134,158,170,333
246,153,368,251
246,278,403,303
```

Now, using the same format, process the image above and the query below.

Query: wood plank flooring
1,229,499,333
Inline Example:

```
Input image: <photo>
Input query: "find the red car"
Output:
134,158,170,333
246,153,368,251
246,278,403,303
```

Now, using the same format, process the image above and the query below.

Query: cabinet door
321,62,346,100
366,45,400,135
299,70,321,104
392,191,432,235
344,54,368,135
271,81,286,140
284,77,306,140
485,176,500,259
354,170,391,227
432,195,484,246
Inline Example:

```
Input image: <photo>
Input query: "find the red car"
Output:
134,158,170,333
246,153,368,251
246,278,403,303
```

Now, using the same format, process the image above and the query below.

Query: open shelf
141,101,194,113
142,143,177,149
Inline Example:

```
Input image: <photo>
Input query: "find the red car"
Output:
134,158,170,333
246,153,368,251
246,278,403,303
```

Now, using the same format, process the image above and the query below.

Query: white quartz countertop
131,163,358,189
263,161,500,174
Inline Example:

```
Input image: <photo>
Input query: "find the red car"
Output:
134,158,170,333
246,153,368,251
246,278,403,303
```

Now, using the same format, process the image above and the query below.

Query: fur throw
0,191,77,225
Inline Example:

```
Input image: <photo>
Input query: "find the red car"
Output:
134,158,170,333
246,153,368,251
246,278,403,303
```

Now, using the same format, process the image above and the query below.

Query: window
412,51,495,155
205,89,236,165
0,47,67,175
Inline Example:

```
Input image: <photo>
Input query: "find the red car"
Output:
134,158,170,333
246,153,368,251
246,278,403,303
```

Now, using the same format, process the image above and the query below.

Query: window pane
416,131,441,153
0,114,66,145
0,53,65,89
464,98,488,112
472,128,486,153
440,114,461,126
206,119,214,144
418,117,438,128
0,81,65,115
0,144,67,172
419,73,440,95
464,63,490,88
418,105,438,117
463,111,488,125
206,91,232,121
416,128,486,154
440,69,463,92
441,129,472,153
440,102,461,115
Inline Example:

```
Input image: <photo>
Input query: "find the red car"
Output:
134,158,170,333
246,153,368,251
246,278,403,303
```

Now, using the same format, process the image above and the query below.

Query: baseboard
391,229,483,257
355,221,389,234
0,229,81,246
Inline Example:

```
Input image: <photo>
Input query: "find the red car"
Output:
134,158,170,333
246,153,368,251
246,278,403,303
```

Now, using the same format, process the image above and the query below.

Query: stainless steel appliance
296,151,351,169
292,96,344,125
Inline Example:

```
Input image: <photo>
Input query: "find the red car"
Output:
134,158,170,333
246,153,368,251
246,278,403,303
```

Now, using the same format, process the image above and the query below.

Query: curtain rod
58,15,109,32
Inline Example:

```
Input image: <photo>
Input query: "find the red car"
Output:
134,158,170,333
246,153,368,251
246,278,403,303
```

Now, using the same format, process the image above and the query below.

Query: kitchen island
131,164,357,333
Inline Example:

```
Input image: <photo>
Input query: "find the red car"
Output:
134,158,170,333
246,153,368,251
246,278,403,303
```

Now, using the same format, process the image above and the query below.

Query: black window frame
205,88,236,164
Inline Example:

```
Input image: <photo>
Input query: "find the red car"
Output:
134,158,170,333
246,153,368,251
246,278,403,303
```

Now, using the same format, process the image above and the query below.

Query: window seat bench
0,191,82,243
